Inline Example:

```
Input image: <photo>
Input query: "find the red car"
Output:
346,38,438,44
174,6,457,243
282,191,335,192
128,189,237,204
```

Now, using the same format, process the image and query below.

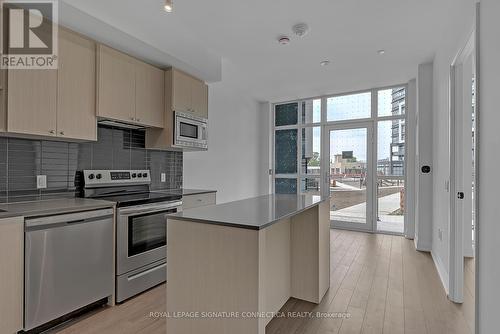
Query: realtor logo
1,0,58,69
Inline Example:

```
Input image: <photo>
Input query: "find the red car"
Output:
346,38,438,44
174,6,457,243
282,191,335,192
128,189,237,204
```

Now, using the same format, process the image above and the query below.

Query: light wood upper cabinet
7,69,58,137
97,45,165,128
135,61,164,127
171,68,208,118
0,216,24,334
172,69,192,114
191,79,208,118
145,68,208,150
97,44,136,123
5,28,97,141
57,28,96,141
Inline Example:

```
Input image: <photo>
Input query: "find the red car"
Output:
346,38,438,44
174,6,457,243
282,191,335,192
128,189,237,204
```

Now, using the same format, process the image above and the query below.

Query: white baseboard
414,236,432,252
431,250,449,295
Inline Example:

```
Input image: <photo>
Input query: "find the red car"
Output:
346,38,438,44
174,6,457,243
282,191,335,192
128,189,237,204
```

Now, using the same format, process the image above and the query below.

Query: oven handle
119,201,182,216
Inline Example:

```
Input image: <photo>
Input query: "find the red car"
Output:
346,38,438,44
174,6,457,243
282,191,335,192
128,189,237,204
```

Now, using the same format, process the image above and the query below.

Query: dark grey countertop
152,188,217,196
167,193,328,230
0,198,115,219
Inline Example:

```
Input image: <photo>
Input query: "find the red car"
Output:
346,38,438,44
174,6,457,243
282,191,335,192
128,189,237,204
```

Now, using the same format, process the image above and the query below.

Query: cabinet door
191,79,208,118
7,69,57,136
171,69,192,113
135,61,164,127
97,45,136,122
57,29,97,140
0,217,24,334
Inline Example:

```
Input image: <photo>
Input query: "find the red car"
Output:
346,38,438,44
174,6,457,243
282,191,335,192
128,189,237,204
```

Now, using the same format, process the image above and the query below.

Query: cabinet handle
59,131,65,136
130,117,135,121
136,118,141,122
49,130,55,134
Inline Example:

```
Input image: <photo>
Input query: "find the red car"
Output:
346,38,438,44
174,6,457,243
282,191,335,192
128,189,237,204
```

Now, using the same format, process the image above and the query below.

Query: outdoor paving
330,192,404,233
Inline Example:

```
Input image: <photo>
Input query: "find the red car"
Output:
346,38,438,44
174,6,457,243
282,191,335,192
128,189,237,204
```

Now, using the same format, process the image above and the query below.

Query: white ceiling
60,0,468,102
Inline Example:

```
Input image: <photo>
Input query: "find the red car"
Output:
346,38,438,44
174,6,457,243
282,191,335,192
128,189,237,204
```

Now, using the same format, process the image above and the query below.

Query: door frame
449,26,477,304
323,121,375,232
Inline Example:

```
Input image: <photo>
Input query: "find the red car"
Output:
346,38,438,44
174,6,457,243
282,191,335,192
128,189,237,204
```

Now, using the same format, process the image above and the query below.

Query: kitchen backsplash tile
0,126,183,202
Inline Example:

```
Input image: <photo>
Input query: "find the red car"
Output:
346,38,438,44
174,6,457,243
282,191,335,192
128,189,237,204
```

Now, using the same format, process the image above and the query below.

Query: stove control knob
96,174,102,180
137,173,142,178
131,173,137,178
142,173,148,178
88,174,95,180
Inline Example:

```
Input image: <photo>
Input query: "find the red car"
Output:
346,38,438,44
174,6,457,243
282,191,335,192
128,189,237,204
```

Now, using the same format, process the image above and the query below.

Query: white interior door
449,30,476,303
324,123,374,232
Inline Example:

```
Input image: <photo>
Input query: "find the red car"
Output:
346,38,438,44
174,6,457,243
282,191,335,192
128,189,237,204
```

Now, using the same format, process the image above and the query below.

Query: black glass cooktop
92,192,182,207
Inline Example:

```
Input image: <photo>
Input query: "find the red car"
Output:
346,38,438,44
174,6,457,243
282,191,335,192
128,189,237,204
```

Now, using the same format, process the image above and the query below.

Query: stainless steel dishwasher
24,208,114,331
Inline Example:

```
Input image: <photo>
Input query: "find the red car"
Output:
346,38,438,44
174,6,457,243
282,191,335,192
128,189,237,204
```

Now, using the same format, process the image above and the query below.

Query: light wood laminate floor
52,230,473,334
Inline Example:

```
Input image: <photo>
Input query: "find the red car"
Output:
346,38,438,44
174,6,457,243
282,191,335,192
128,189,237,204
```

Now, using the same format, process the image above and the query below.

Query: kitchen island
166,193,330,334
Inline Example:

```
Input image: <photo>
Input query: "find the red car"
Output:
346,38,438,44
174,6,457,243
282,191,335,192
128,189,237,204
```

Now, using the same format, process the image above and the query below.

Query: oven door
117,201,181,275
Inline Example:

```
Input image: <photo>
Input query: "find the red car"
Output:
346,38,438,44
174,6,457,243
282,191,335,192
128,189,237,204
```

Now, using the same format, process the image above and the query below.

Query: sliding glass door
326,124,374,231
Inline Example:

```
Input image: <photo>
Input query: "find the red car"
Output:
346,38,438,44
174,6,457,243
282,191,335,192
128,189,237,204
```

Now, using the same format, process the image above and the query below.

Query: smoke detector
292,23,310,37
278,36,291,45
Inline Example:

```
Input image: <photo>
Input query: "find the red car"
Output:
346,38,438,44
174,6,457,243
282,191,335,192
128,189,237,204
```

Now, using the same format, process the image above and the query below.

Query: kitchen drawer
182,192,216,210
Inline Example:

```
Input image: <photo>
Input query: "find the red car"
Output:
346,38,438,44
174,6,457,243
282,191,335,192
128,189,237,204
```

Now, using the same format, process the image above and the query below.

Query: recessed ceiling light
164,0,173,12
278,36,290,45
377,49,385,55
320,60,330,66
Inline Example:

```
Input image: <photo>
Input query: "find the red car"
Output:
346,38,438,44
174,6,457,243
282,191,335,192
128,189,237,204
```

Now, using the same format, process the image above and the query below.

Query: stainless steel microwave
174,111,208,150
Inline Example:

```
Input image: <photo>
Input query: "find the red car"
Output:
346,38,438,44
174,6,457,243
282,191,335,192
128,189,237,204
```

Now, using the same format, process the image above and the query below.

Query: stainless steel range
81,170,182,303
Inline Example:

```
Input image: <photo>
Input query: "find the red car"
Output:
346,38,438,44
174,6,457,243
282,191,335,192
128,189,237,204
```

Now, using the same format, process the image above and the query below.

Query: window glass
377,119,406,176
275,178,297,194
300,177,321,195
301,127,321,175
378,87,406,117
301,99,321,124
275,102,298,126
327,92,371,121
275,129,297,174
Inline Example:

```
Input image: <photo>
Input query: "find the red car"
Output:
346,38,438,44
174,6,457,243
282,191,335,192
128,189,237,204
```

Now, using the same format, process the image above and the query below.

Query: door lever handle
457,192,465,199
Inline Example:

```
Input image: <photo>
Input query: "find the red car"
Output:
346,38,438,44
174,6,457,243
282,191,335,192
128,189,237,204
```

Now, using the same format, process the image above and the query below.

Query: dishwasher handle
25,208,114,229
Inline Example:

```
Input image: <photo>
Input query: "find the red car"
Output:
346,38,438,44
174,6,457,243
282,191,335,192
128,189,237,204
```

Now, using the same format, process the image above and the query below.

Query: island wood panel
166,202,329,334
290,200,330,304
167,219,261,334
57,28,97,141
0,216,24,334
259,218,291,330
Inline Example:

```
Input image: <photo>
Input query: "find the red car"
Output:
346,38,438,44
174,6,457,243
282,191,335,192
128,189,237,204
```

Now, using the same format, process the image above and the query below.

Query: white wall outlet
161,173,166,183
37,175,47,189
445,180,450,192
438,228,443,241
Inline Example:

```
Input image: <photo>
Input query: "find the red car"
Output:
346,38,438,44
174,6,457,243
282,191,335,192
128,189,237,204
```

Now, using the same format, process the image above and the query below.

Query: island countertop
168,193,329,230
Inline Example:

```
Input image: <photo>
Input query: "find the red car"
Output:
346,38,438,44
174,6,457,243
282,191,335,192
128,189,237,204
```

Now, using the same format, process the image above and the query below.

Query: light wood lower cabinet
0,216,24,334
182,192,216,210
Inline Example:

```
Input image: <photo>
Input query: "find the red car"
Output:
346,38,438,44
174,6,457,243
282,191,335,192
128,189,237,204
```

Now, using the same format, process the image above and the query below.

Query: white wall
405,79,417,240
478,1,500,332
429,0,476,292
415,64,434,252
183,63,270,204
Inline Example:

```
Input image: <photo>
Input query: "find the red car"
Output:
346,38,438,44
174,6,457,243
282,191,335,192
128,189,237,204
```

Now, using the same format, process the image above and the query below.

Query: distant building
390,87,405,176
331,154,366,175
